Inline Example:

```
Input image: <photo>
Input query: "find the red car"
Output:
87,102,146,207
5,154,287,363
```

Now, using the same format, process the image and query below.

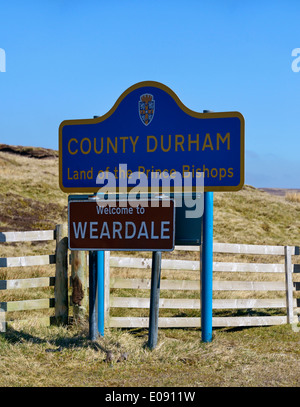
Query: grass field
0,321,299,387
0,145,299,388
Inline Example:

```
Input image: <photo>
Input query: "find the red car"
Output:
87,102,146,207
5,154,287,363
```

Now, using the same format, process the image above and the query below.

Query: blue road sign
59,81,244,193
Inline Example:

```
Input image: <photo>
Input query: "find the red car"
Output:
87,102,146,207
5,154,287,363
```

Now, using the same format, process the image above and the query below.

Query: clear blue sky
0,0,300,188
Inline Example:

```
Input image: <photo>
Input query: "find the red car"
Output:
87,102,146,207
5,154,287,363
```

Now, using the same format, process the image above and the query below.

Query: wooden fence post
284,246,294,324
71,250,88,323
55,224,68,325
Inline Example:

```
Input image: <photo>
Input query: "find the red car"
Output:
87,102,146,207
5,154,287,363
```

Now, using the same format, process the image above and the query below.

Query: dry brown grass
0,321,299,387
285,192,300,204
0,151,68,232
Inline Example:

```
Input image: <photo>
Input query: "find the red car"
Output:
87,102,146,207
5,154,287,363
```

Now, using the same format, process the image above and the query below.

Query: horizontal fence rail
110,297,294,309
110,256,298,273
178,244,300,256
0,255,56,268
108,316,289,329
0,298,55,312
110,278,287,291
0,277,55,290
0,230,55,243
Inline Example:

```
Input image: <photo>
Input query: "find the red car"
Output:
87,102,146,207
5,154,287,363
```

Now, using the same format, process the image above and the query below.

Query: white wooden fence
0,225,299,331
0,225,68,331
106,243,300,329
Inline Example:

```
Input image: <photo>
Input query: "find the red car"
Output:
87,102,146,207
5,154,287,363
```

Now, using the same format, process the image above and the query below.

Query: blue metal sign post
201,192,214,342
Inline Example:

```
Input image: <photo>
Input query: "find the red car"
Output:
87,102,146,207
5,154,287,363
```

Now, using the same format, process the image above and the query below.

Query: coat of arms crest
138,94,155,126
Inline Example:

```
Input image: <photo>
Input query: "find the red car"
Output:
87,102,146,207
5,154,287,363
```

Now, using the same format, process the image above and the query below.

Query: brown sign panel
68,199,175,251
